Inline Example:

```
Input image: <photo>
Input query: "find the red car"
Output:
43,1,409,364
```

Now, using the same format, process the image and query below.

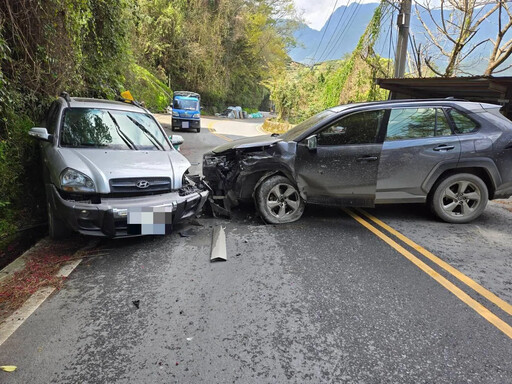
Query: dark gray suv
203,99,512,224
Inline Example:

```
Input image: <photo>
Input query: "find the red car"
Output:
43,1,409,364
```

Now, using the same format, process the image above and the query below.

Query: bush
0,109,45,237
124,64,173,112
261,118,294,134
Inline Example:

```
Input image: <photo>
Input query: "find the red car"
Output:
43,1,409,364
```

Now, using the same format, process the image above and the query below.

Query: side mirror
169,135,184,150
29,127,53,143
305,135,317,151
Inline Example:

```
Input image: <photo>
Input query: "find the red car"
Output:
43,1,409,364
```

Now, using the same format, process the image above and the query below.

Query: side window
386,108,452,141
448,109,478,134
45,101,60,134
317,110,384,146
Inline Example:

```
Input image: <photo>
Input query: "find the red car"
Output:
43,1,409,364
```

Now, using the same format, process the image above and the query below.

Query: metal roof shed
376,76,512,118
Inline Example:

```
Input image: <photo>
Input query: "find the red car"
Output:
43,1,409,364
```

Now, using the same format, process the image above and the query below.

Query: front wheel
255,175,305,224
47,200,72,240
430,173,488,224
196,127,200,133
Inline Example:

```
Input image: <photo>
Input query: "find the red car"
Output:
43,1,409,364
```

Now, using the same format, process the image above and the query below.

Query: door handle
433,144,455,151
356,156,379,162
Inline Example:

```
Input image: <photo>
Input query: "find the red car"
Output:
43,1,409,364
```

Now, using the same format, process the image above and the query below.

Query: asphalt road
1,116,511,383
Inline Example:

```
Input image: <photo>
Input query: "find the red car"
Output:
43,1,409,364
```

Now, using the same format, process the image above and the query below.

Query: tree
484,1,512,74
415,0,512,76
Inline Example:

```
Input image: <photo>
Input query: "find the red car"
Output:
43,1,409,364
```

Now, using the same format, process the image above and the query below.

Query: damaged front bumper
47,183,209,238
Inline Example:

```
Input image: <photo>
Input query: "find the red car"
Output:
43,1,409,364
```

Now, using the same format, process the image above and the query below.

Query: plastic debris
0,366,17,372
132,300,140,309
210,226,227,262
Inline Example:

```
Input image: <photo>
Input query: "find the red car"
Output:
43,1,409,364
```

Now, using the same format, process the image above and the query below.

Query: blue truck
171,91,201,133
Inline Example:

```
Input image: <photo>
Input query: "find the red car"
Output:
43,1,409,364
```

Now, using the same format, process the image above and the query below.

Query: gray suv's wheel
47,201,72,240
430,173,488,224
255,175,305,224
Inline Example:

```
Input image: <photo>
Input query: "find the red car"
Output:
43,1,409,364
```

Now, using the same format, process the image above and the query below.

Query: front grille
109,177,172,194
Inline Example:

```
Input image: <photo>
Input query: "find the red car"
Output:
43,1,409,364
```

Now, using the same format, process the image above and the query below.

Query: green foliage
268,1,391,124
125,64,172,112
243,107,259,114
133,0,296,110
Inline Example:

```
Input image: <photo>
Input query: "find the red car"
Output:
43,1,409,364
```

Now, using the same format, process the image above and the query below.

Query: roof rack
60,91,71,107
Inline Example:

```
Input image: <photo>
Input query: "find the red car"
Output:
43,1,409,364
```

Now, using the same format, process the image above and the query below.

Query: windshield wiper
108,112,137,150
127,116,165,151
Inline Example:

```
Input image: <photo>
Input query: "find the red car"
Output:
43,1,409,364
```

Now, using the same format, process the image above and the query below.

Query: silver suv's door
376,107,461,203
295,110,385,207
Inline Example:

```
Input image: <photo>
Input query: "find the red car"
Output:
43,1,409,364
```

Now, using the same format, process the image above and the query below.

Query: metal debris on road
132,300,140,309
210,226,227,262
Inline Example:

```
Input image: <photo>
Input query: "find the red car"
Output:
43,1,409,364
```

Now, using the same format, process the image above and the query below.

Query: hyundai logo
136,180,150,189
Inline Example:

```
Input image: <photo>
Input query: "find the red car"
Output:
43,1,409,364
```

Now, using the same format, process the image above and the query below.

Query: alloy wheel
266,183,300,219
441,180,482,218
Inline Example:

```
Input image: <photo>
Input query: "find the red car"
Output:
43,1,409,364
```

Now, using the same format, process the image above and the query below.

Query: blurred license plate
182,121,189,128
127,207,172,235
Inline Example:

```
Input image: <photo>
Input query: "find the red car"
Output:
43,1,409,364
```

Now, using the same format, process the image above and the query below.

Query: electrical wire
387,7,394,76
318,0,364,63
314,0,352,63
310,0,340,66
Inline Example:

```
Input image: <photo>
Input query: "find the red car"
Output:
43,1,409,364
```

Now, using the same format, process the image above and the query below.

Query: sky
293,0,379,30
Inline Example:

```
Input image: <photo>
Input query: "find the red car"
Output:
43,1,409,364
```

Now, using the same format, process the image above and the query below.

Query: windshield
173,98,199,111
60,108,171,150
280,110,335,141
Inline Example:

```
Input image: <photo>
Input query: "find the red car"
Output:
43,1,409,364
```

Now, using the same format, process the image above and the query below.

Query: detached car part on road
203,99,512,224
30,94,208,239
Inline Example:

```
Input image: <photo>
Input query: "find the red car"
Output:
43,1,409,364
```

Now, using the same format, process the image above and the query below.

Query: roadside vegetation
267,3,390,124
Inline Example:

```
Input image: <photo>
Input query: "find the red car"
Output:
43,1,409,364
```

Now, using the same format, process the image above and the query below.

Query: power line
387,7,394,76
318,0,363,62
310,0,340,65
314,0,352,63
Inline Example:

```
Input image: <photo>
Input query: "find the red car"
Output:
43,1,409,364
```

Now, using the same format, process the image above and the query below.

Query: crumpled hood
212,135,282,154
56,148,190,193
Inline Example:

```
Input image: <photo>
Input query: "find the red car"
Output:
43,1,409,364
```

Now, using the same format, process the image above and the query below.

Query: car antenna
60,91,71,107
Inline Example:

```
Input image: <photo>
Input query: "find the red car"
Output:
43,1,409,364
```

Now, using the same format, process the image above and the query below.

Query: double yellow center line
207,121,233,142
342,208,512,339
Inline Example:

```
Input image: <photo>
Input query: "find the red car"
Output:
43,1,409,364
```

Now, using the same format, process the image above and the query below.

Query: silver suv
203,99,512,224
29,94,208,238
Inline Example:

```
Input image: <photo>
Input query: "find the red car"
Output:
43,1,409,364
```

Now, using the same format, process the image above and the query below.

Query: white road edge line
0,287,56,346
0,257,83,347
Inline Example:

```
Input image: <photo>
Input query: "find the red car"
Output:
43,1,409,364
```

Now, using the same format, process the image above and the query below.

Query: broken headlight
204,155,226,167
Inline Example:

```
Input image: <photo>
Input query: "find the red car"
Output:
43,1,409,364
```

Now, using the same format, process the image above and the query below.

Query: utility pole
394,0,412,78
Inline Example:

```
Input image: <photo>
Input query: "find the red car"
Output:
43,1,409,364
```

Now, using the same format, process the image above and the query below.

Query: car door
295,109,385,207
376,107,461,203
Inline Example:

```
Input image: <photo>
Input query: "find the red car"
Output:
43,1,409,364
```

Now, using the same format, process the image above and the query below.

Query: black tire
255,175,305,224
47,200,72,240
429,173,488,224
172,127,177,132
196,127,201,133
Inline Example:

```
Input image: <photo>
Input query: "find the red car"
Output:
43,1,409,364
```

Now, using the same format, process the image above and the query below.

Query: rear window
448,109,478,134
385,108,452,141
